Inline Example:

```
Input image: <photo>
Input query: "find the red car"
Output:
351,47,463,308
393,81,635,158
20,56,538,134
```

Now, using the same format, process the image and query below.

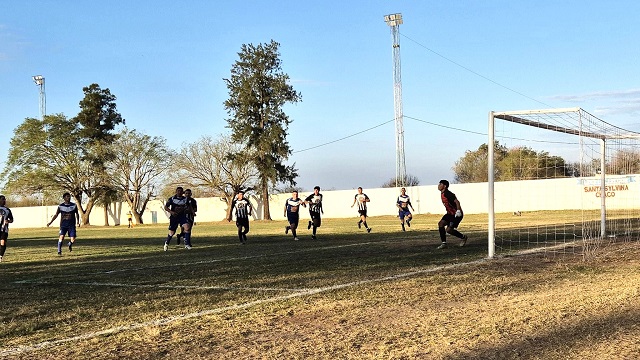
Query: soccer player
47,192,81,256
397,187,415,231
177,189,197,245
284,191,305,241
0,195,14,262
351,187,372,233
229,190,252,244
436,180,468,249
304,186,323,240
163,186,193,251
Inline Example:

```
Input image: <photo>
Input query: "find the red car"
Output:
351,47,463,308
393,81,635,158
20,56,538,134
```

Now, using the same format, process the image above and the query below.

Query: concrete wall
7,175,640,229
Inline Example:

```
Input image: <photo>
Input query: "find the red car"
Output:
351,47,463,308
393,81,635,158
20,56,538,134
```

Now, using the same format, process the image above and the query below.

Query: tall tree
224,40,301,220
73,83,125,165
107,128,171,225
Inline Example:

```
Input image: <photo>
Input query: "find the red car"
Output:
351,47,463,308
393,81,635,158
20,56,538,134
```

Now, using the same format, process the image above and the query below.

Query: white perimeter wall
8,175,640,229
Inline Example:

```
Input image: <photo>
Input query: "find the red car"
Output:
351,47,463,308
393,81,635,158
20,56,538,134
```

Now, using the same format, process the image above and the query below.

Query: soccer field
1,214,639,359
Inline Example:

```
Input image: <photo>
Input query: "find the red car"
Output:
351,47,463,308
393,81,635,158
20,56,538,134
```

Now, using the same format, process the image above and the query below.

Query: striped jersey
231,198,252,219
305,193,323,213
354,193,369,211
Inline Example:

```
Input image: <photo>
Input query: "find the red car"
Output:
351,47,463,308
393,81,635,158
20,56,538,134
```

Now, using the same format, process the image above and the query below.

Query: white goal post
488,107,640,259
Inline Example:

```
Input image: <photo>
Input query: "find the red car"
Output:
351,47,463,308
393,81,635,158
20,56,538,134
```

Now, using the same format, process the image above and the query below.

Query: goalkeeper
436,180,468,249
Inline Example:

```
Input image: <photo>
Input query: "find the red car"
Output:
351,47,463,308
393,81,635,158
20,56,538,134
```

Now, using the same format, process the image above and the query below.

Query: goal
488,107,640,259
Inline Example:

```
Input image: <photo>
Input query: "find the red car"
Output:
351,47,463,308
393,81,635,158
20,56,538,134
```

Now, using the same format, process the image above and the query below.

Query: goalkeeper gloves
455,210,462,218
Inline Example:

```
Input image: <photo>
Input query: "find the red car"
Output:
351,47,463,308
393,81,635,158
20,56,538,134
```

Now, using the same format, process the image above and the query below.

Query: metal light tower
384,13,406,187
32,75,46,119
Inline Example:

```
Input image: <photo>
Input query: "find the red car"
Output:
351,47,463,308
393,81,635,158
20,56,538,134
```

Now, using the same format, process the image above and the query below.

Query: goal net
488,107,640,259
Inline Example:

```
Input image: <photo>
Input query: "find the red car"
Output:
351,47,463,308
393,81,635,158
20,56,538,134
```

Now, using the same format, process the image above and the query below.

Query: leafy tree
453,141,574,183
224,40,301,220
381,174,420,188
2,114,104,224
107,128,171,224
453,142,507,183
74,83,125,161
171,135,259,220
499,147,570,180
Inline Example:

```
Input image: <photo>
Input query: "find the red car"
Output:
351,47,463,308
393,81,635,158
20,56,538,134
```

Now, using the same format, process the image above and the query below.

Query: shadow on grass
447,307,640,359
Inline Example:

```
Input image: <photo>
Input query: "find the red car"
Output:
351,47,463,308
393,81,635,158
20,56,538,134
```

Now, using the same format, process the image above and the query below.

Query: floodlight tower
384,13,406,187
32,75,46,119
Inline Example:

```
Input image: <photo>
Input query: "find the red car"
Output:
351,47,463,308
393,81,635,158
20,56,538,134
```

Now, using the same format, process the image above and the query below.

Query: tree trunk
134,212,143,225
261,177,271,220
103,205,109,226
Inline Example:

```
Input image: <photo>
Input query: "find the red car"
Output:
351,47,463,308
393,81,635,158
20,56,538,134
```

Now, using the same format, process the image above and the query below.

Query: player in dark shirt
47,192,81,256
163,187,194,251
397,187,414,232
176,189,197,245
437,180,468,249
284,191,305,241
0,195,14,262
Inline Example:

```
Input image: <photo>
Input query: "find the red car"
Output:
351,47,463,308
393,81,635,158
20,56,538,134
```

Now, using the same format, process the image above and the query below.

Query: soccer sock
358,220,363,225
438,227,447,242
0,244,6,256
363,221,368,229
292,229,297,237
57,240,63,252
401,223,405,231
238,228,244,241
449,229,464,239
183,232,191,246
165,234,172,245
313,226,317,236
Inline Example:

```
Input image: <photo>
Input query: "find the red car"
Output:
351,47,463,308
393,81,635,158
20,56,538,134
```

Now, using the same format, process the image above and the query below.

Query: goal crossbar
488,107,640,259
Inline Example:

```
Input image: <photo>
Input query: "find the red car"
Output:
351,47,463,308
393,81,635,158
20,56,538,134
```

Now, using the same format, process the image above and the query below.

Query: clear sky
2,1,640,192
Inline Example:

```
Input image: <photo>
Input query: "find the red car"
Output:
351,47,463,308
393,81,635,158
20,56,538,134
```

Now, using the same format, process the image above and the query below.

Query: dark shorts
399,209,412,220
441,213,463,229
59,226,77,238
0,231,7,241
168,214,189,231
310,211,321,227
236,217,249,229
358,210,367,217
287,212,299,226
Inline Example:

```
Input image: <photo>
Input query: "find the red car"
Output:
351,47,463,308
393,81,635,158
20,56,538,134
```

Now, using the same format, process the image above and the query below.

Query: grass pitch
1,214,639,359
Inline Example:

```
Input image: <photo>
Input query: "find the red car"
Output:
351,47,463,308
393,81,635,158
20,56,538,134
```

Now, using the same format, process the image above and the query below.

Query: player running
436,180,468,249
351,187,372,233
163,187,193,251
397,187,414,231
304,186,323,240
284,191,305,241
229,190,252,244
0,195,14,262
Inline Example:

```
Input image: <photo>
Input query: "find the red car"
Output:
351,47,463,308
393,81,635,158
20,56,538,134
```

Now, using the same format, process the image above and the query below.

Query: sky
2,0,640,192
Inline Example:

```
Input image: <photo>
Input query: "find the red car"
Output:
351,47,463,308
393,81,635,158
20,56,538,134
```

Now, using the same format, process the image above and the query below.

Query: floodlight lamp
32,75,44,86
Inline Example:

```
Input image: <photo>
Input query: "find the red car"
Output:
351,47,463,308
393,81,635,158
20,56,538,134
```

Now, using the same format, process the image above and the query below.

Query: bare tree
107,128,171,224
176,135,259,220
